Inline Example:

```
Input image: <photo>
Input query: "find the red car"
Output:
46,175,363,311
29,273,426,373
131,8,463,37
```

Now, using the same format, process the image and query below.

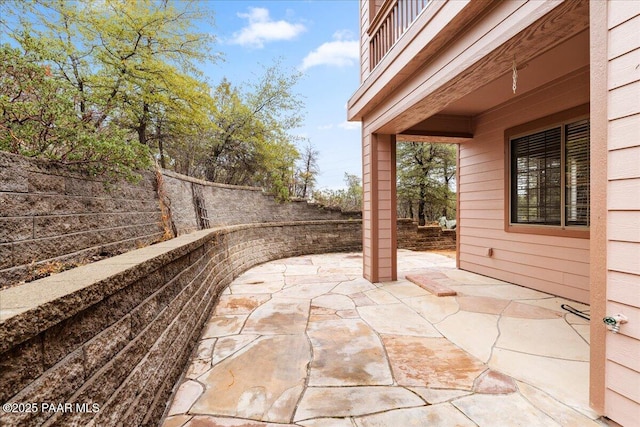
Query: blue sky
203,1,362,190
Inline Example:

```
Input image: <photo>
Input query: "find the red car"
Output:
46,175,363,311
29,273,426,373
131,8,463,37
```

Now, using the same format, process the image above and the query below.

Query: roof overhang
397,114,473,144
348,0,590,136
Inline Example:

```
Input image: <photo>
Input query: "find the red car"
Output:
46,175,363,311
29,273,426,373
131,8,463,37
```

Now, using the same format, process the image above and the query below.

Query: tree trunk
158,138,166,169
418,184,426,226
137,103,149,146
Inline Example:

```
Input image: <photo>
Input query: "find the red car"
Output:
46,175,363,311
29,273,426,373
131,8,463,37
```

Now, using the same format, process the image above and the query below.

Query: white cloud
333,29,355,41
301,31,359,71
230,7,306,48
318,121,359,131
338,121,360,131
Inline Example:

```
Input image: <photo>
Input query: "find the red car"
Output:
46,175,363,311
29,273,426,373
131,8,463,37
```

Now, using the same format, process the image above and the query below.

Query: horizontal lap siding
361,0,370,81
458,69,590,303
605,3,640,425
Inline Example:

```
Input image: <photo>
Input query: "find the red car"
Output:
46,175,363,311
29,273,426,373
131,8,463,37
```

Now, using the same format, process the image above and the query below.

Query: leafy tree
196,62,305,200
1,0,218,177
1,1,307,197
397,142,456,225
260,134,300,201
0,44,149,180
313,173,363,212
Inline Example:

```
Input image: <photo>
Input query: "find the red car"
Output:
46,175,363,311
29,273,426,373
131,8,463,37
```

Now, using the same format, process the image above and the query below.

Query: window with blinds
565,120,590,226
510,118,589,228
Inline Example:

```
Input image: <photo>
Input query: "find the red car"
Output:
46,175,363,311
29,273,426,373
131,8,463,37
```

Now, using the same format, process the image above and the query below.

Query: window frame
504,104,590,239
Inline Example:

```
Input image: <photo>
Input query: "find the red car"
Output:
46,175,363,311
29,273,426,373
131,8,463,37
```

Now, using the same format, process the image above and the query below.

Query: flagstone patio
161,250,608,427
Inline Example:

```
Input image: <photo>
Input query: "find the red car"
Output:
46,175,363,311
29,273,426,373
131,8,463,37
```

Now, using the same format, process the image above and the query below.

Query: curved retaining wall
0,152,165,288
0,153,359,288
0,220,361,427
160,170,360,235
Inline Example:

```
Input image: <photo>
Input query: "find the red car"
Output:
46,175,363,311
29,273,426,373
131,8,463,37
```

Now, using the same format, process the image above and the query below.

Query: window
510,119,590,228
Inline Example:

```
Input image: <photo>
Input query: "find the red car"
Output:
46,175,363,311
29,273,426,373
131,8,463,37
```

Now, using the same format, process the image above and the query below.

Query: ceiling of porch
398,29,590,143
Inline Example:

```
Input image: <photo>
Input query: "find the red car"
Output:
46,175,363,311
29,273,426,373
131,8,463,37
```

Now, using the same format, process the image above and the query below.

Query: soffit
438,29,590,117
350,0,590,136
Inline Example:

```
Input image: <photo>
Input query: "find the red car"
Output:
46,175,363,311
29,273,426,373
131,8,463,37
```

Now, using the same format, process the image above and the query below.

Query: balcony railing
369,0,431,69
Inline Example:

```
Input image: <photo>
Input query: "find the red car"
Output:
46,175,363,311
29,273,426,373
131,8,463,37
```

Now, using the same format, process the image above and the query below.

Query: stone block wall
0,220,361,427
0,152,165,288
161,170,360,235
0,154,358,288
397,219,456,251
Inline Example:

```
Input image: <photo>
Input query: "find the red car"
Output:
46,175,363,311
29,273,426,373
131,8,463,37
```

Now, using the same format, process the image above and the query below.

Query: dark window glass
510,119,589,228
511,128,561,225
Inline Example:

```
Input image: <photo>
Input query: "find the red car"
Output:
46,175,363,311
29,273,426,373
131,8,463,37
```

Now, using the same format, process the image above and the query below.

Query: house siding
458,68,591,304
604,2,640,425
360,0,371,82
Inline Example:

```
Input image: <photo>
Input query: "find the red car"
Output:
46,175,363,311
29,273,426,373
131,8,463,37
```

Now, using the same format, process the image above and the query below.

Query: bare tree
294,142,319,198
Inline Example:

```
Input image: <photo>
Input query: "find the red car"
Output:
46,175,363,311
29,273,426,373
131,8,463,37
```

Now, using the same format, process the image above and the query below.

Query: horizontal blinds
511,128,562,225
565,119,590,226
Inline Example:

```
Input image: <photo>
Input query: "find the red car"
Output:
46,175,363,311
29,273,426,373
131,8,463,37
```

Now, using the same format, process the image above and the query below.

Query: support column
589,0,607,415
362,132,397,282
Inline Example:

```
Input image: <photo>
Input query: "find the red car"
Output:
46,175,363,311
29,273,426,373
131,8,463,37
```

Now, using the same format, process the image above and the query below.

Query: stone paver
406,274,458,296
307,317,392,386
355,404,477,427
294,386,424,421
436,310,500,362
191,334,310,423
161,251,606,427
243,298,310,335
201,315,247,338
452,393,560,426
383,335,486,389
357,303,441,337
214,294,272,315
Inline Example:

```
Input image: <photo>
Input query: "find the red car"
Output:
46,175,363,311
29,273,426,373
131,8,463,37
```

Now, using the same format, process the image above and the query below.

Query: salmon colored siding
458,68,591,304
604,2,640,425
360,0,370,81
361,129,397,282
350,1,639,422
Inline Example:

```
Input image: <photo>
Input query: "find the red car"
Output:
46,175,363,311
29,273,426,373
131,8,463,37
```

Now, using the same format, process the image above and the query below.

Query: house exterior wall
601,2,640,425
359,0,371,81
458,68,591,304
353,0,639,423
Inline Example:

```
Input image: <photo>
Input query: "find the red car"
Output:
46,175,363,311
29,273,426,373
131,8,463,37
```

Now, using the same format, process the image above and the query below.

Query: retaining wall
0,220,362,427
0,156,361,288
397,219,456,251
0,152,165,288
0,153,455,427
161,170,360,235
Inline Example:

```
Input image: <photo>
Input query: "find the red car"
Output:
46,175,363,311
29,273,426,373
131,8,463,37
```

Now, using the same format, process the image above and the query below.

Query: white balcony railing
368,0,430,69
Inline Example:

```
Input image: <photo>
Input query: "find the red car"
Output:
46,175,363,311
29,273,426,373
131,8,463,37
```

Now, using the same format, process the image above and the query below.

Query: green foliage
397,142,457,225
0,0,217,180
0,44,150,180
313,173,363,212
1,1,306,193
176,62,306,201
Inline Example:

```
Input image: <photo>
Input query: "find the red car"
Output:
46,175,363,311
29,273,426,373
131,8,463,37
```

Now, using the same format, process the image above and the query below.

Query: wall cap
0,220,361,353
161,169,263,191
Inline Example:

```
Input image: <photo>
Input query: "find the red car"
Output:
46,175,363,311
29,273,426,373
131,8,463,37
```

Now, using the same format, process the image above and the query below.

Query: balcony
369,0,431,70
